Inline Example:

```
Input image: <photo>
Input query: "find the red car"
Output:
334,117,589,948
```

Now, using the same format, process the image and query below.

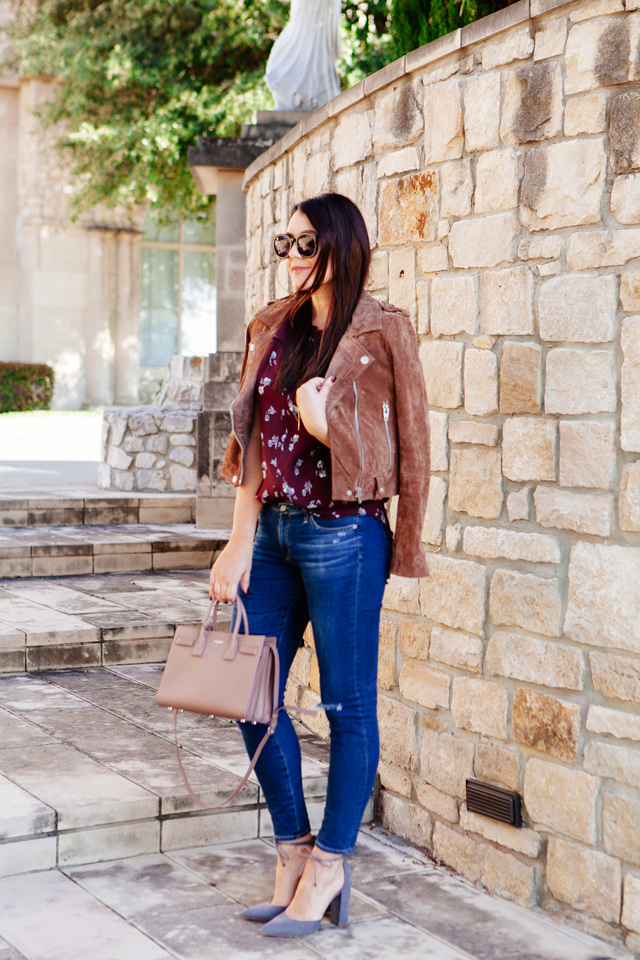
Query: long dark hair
273,192,371,393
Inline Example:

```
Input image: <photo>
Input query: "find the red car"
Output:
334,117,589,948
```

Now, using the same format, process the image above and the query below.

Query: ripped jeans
236,502,392,855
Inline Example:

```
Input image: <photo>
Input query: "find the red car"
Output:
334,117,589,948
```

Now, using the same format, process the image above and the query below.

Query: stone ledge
0,523,229,579
242,0,563,190
0,496,196,528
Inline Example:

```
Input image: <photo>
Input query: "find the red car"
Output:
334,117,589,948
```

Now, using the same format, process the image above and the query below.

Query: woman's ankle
276,834,313,862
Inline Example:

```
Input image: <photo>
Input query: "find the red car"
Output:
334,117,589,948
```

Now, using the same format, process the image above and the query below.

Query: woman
211,192,430,937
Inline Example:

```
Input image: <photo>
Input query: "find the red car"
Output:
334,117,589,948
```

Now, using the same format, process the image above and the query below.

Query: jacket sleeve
388,310,431,579
218,320,255,486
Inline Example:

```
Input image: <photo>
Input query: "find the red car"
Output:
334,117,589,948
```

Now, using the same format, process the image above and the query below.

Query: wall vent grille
466,779,522,828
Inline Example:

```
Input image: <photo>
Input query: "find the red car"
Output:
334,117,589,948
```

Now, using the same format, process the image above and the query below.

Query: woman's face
286,210,333,293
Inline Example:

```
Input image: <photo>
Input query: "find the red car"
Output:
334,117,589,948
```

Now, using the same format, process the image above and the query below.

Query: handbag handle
195,596,250,659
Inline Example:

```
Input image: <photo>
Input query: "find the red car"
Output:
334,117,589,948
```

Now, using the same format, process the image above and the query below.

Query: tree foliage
7,0,509,219
9,0,290,217
340,1,393,85
389,0,510,57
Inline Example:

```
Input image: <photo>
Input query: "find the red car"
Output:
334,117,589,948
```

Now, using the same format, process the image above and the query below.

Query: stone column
215,170,247,352
85,229,115,406
0,82,19,361
195,351,242,528
114,229,141,405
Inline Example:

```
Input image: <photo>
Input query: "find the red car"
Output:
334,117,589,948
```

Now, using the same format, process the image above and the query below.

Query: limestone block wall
242,0,640,952
99,356,205,492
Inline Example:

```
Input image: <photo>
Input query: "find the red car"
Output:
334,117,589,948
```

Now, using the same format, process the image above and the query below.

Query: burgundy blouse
255,321,388,524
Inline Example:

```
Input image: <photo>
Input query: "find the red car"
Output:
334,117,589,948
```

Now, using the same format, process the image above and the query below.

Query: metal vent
466,779,522,828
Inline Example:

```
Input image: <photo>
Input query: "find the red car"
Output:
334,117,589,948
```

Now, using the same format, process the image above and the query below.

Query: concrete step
0,494,196,528
0,570,226,672
0,523,229,580
0,665,332,879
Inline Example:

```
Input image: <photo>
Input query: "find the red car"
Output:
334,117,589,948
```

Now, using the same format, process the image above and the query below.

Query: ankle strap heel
329,860,352,927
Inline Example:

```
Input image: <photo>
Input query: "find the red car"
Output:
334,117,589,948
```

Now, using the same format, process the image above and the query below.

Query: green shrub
0,363,55,413
390,0,512,56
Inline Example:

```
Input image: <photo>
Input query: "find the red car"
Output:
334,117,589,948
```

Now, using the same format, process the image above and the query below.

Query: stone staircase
0,493,196,528
0,492,230,672
0,493,337,881
0,664,331,880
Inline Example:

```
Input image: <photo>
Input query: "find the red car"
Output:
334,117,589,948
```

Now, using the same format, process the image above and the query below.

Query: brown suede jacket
220,291,431,579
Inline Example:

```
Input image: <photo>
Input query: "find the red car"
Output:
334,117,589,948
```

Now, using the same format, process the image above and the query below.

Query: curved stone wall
243,0,640,951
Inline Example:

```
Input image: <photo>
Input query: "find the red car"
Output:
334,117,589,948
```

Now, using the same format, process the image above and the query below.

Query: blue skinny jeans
235,503,392,856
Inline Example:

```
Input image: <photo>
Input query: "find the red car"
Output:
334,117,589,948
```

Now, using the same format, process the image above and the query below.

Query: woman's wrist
228,531,255,551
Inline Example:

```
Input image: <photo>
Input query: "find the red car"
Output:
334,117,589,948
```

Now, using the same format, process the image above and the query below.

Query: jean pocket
308,514,359,532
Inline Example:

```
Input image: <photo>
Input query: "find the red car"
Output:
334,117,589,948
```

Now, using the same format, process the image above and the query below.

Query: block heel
329,860,352,926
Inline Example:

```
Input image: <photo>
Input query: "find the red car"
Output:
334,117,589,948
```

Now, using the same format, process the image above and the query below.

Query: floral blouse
255,320,388,524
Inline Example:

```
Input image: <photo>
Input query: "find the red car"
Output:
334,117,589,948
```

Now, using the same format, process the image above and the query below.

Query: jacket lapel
326,336,375,413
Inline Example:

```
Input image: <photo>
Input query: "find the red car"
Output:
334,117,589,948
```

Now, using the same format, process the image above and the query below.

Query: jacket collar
254,290,384,336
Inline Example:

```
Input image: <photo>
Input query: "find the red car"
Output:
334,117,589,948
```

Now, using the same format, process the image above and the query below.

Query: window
139,205,217,367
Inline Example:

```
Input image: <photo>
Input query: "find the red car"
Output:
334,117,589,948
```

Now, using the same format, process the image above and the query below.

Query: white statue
266,0,342,112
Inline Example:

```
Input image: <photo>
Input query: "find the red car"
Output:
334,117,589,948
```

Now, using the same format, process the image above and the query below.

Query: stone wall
99,356,204,492
100,352,243,498
242,0,640,953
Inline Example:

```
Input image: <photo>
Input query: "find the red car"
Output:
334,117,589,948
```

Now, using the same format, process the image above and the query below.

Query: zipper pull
383,401,390,421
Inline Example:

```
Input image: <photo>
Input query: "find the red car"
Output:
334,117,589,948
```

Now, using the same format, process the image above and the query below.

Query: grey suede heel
259,860,352,937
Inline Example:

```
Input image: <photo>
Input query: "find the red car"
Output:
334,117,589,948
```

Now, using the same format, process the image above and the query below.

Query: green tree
8,0,290,217
340,1,393,86
7,0,509,220
389,0,510,56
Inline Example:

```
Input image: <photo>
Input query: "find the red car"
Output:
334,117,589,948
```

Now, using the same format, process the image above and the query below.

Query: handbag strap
171,702,319,811
171,596,318,810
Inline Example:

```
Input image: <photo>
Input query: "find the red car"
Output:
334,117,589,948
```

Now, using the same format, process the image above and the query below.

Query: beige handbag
157,597,312,809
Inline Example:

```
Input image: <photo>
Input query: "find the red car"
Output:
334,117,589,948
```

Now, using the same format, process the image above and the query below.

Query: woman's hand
209,539,254,602
296,375,335,447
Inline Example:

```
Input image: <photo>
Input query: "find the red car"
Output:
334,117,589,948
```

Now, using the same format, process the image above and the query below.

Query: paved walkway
0,411,103,462
0,410,101,495
0,829,629,960
0,662,631,960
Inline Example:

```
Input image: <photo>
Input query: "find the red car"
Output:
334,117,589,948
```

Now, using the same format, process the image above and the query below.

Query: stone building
239,0,640,953
0,46,307,411
0,74,222,408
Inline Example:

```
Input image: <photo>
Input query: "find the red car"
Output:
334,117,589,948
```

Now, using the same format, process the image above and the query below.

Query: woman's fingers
318,375,336,398
209,544,253,602
211,578,237,603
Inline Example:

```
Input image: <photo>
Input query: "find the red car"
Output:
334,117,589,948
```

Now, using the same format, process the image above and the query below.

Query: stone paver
0,665,628,959
0,871,171,960
0,831,627,960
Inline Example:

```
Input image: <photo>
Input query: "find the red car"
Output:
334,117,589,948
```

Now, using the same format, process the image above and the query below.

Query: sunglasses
273,232,319,259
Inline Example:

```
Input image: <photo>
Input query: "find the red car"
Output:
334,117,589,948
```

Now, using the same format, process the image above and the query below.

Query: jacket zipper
230,407,245,485
353,382,365,503
382,401,393,472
